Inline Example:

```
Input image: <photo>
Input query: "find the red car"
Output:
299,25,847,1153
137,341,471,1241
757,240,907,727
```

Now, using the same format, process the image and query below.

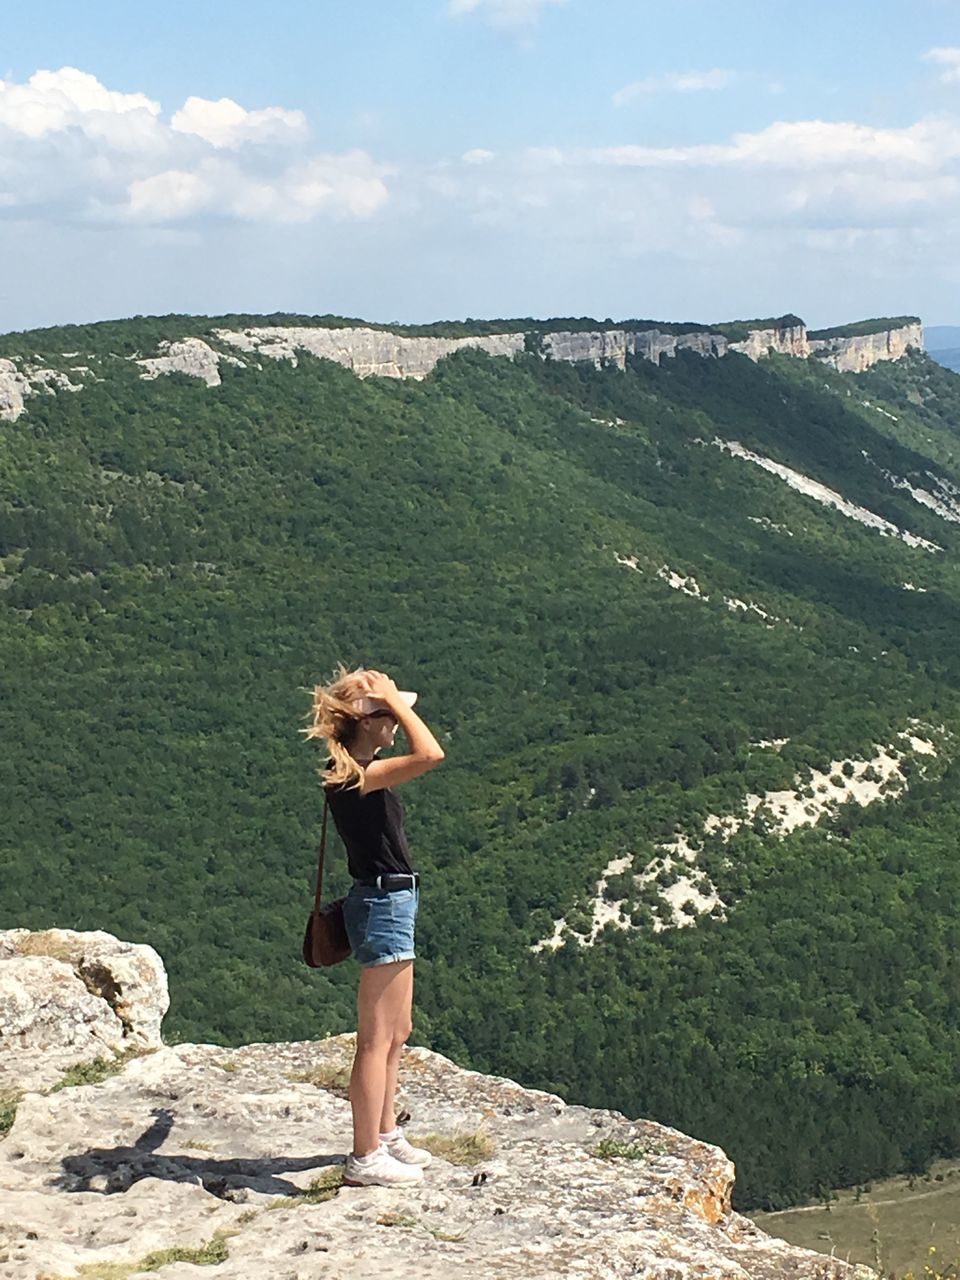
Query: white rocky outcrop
535,728,941,947
1,317,926,415
137,338,245,388
0,930,870,1280
0,929,168,1092
810,323,923,373
543,327,728,368
214,325,526,379
728,322,810,361
712,438,942,552
0,358,83,421
877,467,960,526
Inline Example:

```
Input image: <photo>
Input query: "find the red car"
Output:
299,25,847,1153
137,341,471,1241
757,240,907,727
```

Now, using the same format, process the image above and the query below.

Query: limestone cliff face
215,325,526,380
0,317,925,416
0,929,873,1280
809,322,924,373
543,328,728,368
0,358,83,422
729,322,810,361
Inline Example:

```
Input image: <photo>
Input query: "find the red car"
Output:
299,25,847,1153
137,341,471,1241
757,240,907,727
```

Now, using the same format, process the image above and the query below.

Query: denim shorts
342,882,419,968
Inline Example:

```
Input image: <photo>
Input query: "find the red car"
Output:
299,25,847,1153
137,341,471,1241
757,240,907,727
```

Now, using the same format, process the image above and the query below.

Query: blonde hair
299,662,371,790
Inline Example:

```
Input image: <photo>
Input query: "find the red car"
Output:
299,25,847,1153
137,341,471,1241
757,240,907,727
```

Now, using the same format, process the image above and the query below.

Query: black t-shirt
324,762,414,882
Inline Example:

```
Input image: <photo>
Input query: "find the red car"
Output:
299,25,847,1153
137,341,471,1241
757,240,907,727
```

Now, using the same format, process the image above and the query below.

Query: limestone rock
729,323,810,361
0,929,168,1091
809,323,924,372
0,357,30,420
0,1033,875,1280
0,358,82,421
0,930,873,1279
136,338,245,387
214,324,526,379
4,319,926,423
542,328,729,369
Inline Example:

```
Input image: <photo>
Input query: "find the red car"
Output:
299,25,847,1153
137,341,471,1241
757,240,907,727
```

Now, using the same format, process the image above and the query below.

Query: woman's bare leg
350,959,414,1155
379,963,414,1134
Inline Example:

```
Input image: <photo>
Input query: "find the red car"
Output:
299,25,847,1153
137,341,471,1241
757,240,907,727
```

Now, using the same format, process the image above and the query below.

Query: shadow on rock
52,1108,343,1200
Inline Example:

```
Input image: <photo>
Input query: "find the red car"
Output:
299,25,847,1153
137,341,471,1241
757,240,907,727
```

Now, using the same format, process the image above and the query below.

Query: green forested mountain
3,316,960,1212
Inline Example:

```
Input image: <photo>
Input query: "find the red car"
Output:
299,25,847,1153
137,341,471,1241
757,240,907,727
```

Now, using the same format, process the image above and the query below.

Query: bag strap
313,793,329,914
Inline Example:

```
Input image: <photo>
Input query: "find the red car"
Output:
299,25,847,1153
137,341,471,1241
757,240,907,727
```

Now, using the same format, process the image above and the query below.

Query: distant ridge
0,313,926,421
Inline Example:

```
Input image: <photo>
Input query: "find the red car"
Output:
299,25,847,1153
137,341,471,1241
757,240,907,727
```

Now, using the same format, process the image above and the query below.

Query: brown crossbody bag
302,795,351,967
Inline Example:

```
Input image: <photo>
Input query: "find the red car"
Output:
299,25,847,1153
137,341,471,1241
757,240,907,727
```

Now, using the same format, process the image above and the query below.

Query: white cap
352,691,417,717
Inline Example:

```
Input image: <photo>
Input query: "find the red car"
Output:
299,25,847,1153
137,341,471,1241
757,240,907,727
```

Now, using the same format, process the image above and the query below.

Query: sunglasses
366,709,397,721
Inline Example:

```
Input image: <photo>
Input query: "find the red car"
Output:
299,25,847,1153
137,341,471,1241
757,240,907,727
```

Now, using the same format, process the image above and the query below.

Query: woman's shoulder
324,759,379,800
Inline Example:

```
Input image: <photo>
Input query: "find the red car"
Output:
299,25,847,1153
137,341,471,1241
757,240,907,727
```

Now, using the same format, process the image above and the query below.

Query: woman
303,665,445,1187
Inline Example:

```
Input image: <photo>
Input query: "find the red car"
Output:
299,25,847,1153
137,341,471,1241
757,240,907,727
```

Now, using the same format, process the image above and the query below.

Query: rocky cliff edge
0,930,874,1280
0,317,926,421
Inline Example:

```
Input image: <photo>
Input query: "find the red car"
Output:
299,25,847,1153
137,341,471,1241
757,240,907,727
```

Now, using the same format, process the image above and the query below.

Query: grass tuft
591,1136,659,1160
426,1225,470,1242
377,1212,418,1228
36,1229,234,1280
411,1131,494,1167
0,1090,22,1138
48,1048,147,1093
287,1063,352,1098
14,932,76,963
267,1167,343,1210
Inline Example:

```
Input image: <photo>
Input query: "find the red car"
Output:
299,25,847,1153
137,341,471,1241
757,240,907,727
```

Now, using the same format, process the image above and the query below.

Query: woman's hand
360,669,400,703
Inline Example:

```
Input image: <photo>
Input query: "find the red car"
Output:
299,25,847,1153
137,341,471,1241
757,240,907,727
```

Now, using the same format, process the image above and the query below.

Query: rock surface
137,338,245,387
0,358,82,421
809,323,924,372
0,319,925,414
0,929,168,1091
214,325,526,379
0,930,873,1279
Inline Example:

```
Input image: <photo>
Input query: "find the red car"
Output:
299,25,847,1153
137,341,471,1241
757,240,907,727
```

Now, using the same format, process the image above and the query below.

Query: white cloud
124,152,390,223
128,169,210,219
0,67,160,139
445,0,566,30
170,96,307,148
0,66,390,226
0,66,164,152
613,69,735,105
589,118,960,171
408,108,960,282
924,47,960,84
462,148,495,164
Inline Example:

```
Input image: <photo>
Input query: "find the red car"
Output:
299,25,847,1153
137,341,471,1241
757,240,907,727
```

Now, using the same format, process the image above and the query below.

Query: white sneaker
382,1132,432,1168
343,1147,424,1187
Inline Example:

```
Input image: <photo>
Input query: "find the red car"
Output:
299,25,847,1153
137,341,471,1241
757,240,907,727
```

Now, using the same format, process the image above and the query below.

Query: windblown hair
300,663,370,791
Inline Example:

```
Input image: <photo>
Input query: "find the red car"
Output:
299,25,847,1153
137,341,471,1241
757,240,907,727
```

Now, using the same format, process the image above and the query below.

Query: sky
3,0,960,333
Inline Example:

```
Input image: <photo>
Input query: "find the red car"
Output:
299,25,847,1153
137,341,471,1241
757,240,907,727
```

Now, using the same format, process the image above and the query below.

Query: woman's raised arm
358,670,444,794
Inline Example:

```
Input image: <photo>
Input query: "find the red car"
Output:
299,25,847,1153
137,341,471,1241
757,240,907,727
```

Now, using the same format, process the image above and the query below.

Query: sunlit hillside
3,314,960,1212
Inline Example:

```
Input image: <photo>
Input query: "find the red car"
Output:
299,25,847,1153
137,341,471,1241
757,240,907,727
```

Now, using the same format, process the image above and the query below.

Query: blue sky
4,0,960,332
